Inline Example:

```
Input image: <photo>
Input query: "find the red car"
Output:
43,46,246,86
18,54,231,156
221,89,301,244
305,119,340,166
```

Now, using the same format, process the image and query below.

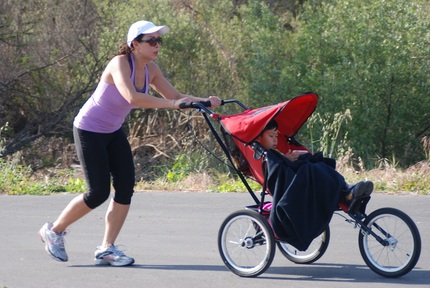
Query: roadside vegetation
1,130,429,195
1,156,430,195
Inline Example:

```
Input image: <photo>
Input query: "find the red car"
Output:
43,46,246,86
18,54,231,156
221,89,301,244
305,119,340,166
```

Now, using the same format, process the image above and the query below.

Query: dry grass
336,149,430,195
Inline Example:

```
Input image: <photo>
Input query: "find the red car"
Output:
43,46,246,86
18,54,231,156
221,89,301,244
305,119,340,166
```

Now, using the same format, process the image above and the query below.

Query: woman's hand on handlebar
208,96,222,108
175,95,223,109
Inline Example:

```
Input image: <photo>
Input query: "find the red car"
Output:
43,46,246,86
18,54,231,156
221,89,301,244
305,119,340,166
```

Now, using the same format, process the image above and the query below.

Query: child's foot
363,181,374,196
345,181,373,201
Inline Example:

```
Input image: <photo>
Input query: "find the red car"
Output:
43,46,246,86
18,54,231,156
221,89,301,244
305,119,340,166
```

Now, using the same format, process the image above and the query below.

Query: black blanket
266,150,344,251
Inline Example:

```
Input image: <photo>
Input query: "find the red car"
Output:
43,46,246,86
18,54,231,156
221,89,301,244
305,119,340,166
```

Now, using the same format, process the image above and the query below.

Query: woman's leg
94,129,135,266
101,199,130,248
39,127,112,262
100,129,135,248
51,194,92,233
52,128,112,232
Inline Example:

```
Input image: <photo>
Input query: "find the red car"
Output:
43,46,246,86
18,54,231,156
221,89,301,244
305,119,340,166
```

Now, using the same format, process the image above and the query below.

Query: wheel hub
241,237,255,249
387,236,398,251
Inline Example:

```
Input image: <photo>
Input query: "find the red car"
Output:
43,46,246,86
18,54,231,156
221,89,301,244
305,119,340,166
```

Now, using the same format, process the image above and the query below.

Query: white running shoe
94,245,135,266
39,222,68,262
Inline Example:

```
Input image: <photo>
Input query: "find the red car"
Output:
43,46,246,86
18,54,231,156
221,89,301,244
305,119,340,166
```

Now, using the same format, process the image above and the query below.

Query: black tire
277,226,330,264
358,207,421,278
218,209,276,277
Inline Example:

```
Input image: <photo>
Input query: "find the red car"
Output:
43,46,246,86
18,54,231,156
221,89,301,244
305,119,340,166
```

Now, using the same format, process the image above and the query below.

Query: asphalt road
0,191,429,288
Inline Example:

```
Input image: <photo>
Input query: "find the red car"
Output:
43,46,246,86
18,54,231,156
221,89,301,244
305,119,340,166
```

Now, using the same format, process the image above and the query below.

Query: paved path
0,192,429,288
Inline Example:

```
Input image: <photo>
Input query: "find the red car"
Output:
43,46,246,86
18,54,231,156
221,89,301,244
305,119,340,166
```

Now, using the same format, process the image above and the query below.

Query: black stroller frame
180,98,421,278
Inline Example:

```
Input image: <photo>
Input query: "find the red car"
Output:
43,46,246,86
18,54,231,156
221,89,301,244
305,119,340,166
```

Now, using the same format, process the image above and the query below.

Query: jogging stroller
180,92,421,278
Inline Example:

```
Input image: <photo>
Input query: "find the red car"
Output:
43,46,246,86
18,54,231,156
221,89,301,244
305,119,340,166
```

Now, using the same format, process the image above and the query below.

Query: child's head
256,119,278,150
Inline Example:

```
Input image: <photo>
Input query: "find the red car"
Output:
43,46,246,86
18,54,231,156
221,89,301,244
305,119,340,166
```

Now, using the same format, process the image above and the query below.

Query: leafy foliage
1,0,429,176
284,0,430,165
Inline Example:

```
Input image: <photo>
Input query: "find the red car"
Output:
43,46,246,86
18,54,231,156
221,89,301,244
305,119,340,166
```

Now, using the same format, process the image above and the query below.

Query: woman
39,20,222,266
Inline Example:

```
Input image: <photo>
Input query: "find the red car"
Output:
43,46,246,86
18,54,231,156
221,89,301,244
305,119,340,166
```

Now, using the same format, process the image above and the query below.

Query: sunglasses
138,36,163,47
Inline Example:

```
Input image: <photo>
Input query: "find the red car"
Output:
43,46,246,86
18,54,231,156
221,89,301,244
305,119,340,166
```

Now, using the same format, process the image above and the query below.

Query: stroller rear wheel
218,209,275,277
358,207,421,278
277,226,330,264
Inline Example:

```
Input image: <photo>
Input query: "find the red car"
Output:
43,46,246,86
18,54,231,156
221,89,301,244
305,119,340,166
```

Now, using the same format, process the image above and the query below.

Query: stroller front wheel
218,209,275,277
358,207,421,278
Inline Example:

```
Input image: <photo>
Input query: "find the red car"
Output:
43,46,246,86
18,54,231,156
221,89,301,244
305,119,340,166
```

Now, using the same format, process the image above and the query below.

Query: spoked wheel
277,226,330,264
358,207,421,278
218,209,276,277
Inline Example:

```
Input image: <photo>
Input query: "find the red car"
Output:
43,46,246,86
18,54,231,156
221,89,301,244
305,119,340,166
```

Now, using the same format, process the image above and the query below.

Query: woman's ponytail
117,43,132,55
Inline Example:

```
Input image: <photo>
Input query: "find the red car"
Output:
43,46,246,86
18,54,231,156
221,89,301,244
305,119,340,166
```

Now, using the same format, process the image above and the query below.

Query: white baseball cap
127,20,170,47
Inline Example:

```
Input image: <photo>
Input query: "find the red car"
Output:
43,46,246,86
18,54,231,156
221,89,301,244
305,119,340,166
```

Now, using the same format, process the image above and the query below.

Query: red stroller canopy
220,92,318,185
220,92,318,144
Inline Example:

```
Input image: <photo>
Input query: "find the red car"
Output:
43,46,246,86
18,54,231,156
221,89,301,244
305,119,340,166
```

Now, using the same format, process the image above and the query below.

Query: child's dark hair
263,119,278,132
256,119,278,140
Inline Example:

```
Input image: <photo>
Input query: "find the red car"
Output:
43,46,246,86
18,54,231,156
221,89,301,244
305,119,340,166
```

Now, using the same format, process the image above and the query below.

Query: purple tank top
73,54,149,133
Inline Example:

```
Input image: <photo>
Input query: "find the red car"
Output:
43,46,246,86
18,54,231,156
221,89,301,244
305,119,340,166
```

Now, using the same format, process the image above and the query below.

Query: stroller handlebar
179,100,214,109
179,99,248,111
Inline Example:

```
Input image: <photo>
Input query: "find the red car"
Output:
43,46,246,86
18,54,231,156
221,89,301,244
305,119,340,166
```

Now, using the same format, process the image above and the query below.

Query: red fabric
220,92,318,144
221,92,318,185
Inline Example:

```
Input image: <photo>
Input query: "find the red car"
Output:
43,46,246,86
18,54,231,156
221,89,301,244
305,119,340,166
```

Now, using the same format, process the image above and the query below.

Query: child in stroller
255,118,374,204
253,118,373,251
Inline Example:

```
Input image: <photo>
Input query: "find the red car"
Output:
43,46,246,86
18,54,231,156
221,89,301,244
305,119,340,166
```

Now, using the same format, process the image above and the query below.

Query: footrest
348,195,370,215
